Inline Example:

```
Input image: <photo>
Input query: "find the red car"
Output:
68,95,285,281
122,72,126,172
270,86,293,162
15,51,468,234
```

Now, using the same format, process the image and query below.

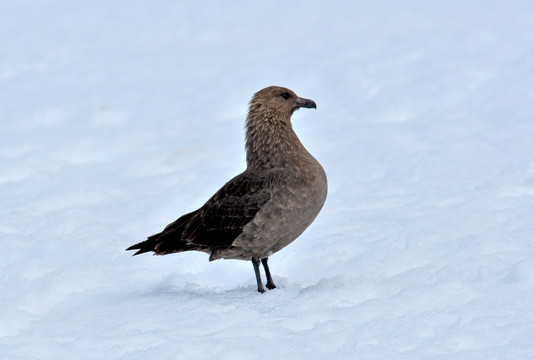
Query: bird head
249,86,317,118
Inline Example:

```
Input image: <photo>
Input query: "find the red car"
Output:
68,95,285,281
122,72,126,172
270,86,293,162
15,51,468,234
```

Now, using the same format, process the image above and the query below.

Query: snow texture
1,1,534,359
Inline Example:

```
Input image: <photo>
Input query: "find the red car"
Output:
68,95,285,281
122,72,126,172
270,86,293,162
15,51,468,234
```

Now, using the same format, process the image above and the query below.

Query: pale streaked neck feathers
245,100,306,170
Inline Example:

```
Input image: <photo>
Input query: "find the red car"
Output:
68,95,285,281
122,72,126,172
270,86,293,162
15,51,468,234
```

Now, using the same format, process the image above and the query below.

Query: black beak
295,97,317,109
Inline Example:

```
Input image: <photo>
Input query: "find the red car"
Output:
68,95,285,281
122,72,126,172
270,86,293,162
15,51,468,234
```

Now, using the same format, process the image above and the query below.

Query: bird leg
252,258,265,293
261,258,277,290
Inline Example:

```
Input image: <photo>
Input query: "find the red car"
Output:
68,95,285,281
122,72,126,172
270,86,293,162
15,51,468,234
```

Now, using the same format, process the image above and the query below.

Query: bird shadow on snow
131,276,289,301
118,255,353,309
126,271,352,308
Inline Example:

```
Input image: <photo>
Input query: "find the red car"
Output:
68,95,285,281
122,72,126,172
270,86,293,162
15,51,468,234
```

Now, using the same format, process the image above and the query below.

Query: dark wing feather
126,210,198,255
131,171,272,255
183,172,271,248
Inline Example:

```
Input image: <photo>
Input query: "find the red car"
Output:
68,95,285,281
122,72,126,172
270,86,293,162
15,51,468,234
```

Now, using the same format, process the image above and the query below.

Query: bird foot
266,282,277,290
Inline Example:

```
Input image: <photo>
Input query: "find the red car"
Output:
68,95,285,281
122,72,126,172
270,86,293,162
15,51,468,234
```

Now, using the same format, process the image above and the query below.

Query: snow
1,0,534,359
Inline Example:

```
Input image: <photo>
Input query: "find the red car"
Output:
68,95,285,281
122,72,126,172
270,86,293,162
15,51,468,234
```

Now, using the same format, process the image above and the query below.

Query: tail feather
126,235,159,256
126,210,200,256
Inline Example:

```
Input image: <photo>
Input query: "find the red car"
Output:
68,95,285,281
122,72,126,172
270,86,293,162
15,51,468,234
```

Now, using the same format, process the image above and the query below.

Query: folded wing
126,171,272,256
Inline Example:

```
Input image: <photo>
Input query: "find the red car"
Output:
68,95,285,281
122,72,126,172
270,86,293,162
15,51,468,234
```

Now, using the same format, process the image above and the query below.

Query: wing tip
125,239,155,256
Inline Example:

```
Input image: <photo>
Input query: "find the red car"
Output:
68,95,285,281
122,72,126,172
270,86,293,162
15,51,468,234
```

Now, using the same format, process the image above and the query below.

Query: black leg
261,258,277,290
252,258,265,293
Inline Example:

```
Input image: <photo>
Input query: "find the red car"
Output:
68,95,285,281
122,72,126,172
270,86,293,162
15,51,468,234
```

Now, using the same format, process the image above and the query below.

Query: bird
126,86,327,293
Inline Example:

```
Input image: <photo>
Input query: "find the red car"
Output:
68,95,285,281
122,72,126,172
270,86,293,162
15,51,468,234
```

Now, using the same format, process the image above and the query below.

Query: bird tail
126,234,160,256
126,210,199,256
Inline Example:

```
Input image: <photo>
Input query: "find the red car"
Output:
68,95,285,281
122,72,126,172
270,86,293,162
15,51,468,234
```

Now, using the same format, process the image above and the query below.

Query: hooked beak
295,97,317,110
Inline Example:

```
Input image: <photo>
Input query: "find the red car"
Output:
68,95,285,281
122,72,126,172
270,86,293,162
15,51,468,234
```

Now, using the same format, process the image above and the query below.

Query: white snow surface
1,1,534,359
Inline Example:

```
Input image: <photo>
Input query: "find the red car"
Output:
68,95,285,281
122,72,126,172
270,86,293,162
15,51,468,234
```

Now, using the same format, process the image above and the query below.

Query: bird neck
245,112,307,170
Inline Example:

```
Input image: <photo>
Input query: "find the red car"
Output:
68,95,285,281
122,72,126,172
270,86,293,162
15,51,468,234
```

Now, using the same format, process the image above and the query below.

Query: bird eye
281,92,290,100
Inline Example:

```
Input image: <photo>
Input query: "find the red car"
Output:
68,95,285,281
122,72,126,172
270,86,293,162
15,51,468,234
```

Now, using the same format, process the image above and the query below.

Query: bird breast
229,156,327,260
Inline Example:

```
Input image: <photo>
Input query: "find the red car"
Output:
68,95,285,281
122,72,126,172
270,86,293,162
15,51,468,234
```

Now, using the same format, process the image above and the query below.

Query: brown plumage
126,86,327,292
